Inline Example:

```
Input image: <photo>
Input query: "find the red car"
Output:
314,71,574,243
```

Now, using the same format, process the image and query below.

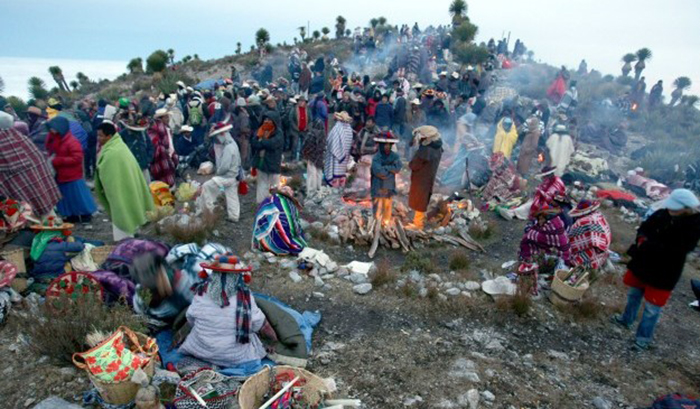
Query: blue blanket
156,293,321,377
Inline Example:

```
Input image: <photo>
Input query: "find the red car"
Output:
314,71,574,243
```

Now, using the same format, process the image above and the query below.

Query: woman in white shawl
546,123,575,177
324,111,354,187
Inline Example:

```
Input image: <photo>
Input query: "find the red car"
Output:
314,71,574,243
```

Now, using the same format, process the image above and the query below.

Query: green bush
401,252,436,274
146,50,169,74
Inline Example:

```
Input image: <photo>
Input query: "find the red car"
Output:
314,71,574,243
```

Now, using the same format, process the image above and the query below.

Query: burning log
368,220,382,259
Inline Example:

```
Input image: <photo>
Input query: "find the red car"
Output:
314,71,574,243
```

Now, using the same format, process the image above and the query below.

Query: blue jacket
374,102,394,128
371,150,402,198
32,241,85,279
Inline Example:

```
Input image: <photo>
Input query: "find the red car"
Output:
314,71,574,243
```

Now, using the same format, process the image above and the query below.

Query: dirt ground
1,171,700,409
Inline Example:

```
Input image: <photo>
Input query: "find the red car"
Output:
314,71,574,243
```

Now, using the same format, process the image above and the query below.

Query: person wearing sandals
612,189,700,351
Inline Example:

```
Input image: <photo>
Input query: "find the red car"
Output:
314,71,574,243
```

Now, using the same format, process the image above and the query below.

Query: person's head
47,116,70,137
502,117,513,131
366,116,375,127
663,189,700,216
298,97,307,107
381,94,389,103
97,121,117,146
382,142,392,154
343,92,351,102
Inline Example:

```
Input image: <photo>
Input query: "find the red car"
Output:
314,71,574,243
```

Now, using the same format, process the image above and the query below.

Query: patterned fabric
0,199,32,232
324,121,354,185
530,176,566,219
482,153,520,202
148,122,177,186
0,128,61,217
102,239,170,276
74,329,148,382
520,215,571,262
568,211,611,269
252,194,307,256
234,274,252,344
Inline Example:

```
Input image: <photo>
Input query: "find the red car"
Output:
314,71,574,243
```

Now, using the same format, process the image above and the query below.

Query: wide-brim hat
569,200,601,217
209,123,233,137
534,204,561,217
180,125,194,133
413,125,441,145
27,106,44,117
413,82,424,89
423,89,435,97
451,72,460,79
31,222,74,231
411,98,421,105
374,130,399,144
439,71,448,76
334,111,352,123
537,166,557,178
154,108,169,118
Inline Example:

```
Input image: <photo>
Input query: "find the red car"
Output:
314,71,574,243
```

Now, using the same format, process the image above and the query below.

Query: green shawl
94,134,155,235
30,231,62,261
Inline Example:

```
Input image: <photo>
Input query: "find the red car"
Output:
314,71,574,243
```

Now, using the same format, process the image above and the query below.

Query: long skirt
56,179,97,217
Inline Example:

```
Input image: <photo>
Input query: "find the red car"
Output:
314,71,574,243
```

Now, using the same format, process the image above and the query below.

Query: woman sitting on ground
179,259,276,367
567,200,611,270
519,204,571,281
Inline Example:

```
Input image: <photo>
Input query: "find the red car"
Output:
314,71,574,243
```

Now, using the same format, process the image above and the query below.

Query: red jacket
46,131,84,183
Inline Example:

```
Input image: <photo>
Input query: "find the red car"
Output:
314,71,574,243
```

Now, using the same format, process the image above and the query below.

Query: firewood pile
303,188,486,258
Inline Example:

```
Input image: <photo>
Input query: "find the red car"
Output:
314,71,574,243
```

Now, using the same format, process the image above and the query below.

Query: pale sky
2,0,699,99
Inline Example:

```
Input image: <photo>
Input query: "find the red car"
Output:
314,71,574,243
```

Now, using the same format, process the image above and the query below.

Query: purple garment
13,121,29,136
102,238,170,276
91,270,136,304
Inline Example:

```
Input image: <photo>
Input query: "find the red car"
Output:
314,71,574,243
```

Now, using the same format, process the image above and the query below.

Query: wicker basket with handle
549,269,590,306
73,327,160,405
0,247,26,273
90,245,115,267
238,365,331,409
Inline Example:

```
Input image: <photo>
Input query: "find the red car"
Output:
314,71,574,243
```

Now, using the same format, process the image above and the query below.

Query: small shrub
449,251,470,271
26,295,146,365
426,286,439,300
468,219,496,240
399,282,418,298
371,259,397,287
555,294,606,321
309,227,331,243
161,209,221,245
401,252,436,274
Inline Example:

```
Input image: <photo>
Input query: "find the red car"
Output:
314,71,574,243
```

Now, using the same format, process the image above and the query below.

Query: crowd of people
1,19,699,359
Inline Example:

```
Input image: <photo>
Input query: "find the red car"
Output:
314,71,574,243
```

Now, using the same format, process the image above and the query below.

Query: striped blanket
252,194,307,256
520,215,571,262
568,211,611,269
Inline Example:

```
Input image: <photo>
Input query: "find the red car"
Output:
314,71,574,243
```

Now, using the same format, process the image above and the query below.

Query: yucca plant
621,53,636,77
633,48,652,80
670,76,692,106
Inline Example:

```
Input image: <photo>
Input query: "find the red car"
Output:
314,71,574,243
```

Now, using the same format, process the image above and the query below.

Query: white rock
353,283,373,295
592,397,612,409
314,276,325,287
445,288,461,296
312,292,325,298
311,221,324,229
428,273,442,282
403,396,423,406
348,272,368,284
464,281,481,291
289,271,303,283
547,350,569,360
457,389,480,409
419,288,428,298
481,390,495,402
33,397,83,409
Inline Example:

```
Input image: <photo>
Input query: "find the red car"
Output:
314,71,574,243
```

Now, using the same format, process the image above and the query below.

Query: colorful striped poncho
252,193,307,256
324,121,353,186
568,211,611,270
520,215,571,262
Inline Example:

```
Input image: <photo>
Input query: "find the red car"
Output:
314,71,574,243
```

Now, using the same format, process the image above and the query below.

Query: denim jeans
619,287,663,347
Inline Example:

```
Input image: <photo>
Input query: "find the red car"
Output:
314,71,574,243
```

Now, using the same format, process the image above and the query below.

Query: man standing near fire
370,131,402,224
407,126,443,230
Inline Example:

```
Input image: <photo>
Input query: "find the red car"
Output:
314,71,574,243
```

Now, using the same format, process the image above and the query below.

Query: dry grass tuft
160,208,221,245
401,252,436,274
371,259,397,288
26,295,146,365
449,251,470,271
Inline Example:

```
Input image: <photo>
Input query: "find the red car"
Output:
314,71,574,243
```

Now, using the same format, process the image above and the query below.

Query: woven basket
0,247,26,273
90,245,115,267
550,269,589,306
82,330,160,405
238,366,331,409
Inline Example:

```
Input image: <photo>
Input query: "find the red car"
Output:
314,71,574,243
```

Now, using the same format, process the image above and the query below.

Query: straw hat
439,71,448,77
413,82,424,89
569,200,601,218
333,111,352,123
209,122,233,137
374,130,399,144
411,98,421,105
180,125,194,133
451,72,460,79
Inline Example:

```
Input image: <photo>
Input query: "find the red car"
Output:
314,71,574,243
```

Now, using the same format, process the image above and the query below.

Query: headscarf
47,116,70,136
0,111,13,130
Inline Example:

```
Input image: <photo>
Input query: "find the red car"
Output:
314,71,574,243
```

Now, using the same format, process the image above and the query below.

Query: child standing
371,131,402,224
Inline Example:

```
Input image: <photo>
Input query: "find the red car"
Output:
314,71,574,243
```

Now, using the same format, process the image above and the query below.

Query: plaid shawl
530,176,566,219
324,121,354,184
148,122,177,186
0,128,61,217
568,211,611,269
483,153,519,202
520,215,571,262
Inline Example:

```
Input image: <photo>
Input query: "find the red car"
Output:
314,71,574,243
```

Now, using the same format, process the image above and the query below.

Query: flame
341,197,372,208
631,103,639,112
279,176,289,186
537,153,545,163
